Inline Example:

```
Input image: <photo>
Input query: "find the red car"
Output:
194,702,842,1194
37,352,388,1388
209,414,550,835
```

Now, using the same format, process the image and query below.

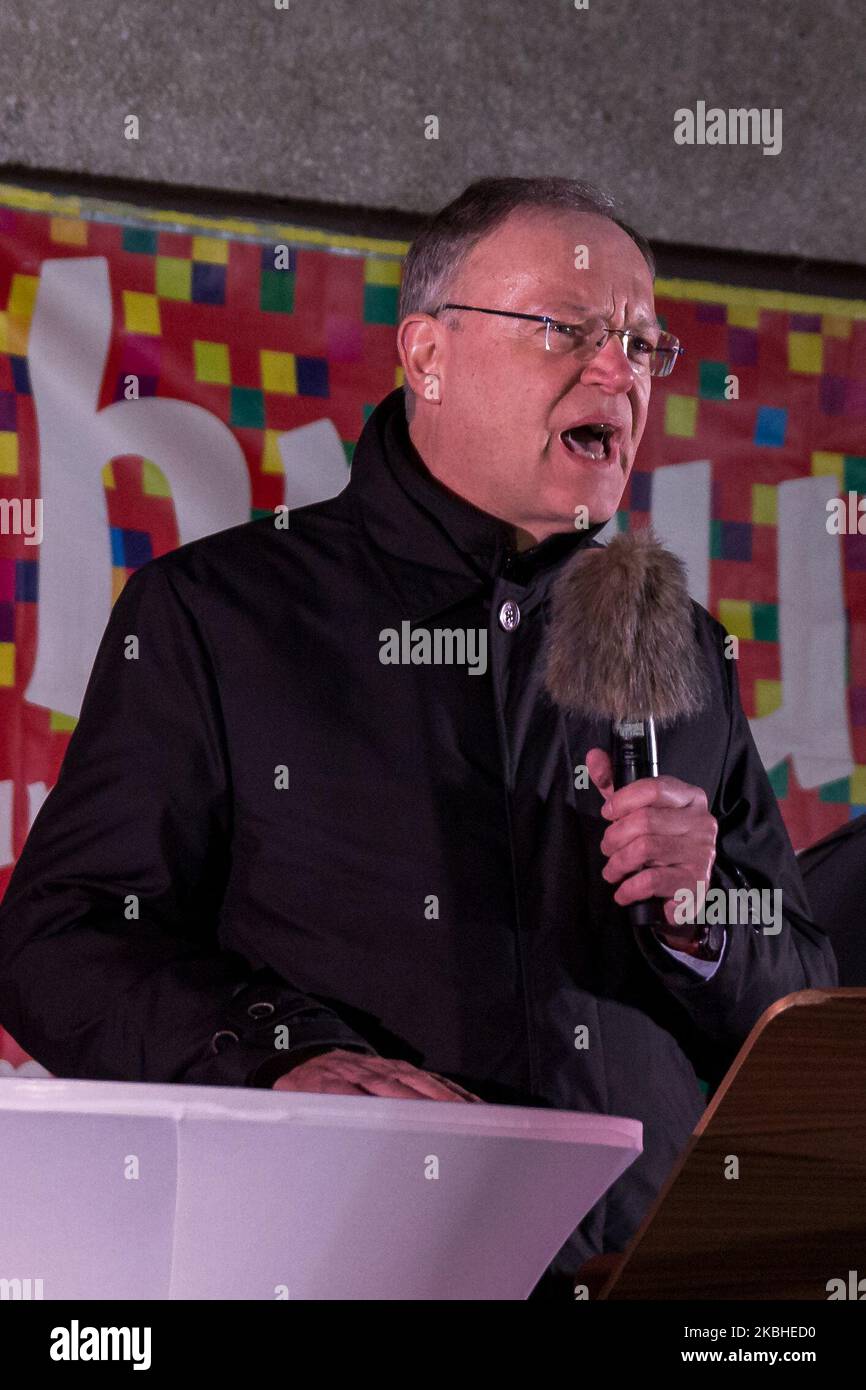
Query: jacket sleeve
634,624,839,1050
0,559,378,1088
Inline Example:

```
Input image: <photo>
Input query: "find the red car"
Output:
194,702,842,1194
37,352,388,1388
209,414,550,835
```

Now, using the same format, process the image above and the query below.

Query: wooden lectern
593,988,866,1300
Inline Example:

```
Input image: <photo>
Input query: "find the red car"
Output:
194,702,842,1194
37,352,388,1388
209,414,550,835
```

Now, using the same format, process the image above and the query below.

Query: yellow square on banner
0,642,14,687
727,305,760,329
851,766,866,804
262,429,284,473
664,395,698,438
194,340,230,384
123,291,161,336
364,258,402,286
755,679,783,717
788,332,823,374
102,461,116,489
822,316,851,339
0,312,7,353
50,710,78,732
192,236,229,265
8,274,39,319
751,483,777,525
394,364,405,388
0,432,19,475
718,599,754,639
142,459,171,497
260,350,297,394
811,451,844,482
156,257,192,301
50,217,88,246
6,315,28,354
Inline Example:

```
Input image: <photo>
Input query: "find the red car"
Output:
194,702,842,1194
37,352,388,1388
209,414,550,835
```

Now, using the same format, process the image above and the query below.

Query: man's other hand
586,746,718,938
272,1048,483,1101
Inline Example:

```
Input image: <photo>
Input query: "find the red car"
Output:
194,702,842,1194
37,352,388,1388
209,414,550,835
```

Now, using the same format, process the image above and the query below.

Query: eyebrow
541,302,662,333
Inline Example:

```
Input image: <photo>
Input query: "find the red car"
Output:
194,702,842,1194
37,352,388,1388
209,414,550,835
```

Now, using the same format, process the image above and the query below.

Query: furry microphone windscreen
543,528,711,726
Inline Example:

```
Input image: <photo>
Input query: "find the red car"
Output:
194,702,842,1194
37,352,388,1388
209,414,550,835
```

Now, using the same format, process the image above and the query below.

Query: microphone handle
612,717,666,930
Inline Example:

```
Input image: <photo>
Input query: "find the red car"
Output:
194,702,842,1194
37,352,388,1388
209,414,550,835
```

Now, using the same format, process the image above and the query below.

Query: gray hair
398,176,655,418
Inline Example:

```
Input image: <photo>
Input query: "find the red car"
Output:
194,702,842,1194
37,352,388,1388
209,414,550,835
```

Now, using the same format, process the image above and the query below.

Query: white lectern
0,1078,641,1300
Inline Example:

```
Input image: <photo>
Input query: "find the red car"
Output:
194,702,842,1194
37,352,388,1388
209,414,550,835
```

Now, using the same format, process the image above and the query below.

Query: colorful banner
1,182,865,1065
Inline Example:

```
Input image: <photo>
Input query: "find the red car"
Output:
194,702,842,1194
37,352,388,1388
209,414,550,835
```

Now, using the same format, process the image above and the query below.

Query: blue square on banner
754,406,787,447
109,527,126,567
15,560,38,601
122,530,154,569
629,471,652,510
720,520,753,561
296,356,330,398
11,356,31,394
192,263,226,305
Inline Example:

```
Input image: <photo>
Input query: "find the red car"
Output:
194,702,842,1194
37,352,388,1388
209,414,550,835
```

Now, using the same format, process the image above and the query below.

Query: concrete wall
0,0,861,264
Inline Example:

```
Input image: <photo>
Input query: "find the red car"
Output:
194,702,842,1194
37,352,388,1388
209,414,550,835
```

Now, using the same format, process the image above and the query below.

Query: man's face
400,209,657,546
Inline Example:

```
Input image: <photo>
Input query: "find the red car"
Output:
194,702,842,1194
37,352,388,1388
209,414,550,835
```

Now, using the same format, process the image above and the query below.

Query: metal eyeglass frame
434,302,685,377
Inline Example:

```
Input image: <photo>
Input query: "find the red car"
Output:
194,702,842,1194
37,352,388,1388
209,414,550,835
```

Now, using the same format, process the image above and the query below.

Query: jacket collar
346,388,608,622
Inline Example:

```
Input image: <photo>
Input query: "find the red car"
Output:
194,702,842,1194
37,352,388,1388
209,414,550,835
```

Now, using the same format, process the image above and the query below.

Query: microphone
543,527,710,929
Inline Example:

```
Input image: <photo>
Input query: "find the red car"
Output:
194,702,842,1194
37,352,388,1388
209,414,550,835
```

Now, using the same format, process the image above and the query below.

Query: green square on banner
699,361,729,401
123,227,158,255
710,519,722,558
819,776,850,804
767,760,789,799
615,510,629,532
752,603,779,641
231,387,265,429
843,456,866,492
342,440,355,464
251,507,273,521
260,270,295,313
364,285,399,324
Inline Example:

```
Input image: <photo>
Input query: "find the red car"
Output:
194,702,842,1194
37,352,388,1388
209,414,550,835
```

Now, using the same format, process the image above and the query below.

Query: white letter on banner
26,257,251,718
640,463,850,789
750,476,852,788
650,460,712,609
277,418,349,510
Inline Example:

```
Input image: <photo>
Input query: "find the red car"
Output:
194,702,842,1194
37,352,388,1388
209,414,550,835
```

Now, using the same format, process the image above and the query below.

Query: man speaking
0,177,837,1292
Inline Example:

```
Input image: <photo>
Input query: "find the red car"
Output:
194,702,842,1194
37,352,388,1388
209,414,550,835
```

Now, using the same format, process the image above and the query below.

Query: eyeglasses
435,303,684,378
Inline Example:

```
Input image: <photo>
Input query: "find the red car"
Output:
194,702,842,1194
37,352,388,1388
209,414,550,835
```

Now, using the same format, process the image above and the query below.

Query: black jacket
0,388,837,1277
799,817,866,987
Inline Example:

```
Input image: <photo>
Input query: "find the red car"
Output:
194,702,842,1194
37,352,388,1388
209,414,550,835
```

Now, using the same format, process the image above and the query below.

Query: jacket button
498,599,521,631
210,1029,240,1054
247,1001,275,1019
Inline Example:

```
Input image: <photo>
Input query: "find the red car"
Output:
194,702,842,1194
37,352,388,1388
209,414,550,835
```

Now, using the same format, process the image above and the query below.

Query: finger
280,1076,371,1096
602,833,700,885
395,1068,476,1102
600,806,713,857
612,865,709,908
586,748,615,804
602,776,708,822
427,1071,484,1103
359,1075,445,1100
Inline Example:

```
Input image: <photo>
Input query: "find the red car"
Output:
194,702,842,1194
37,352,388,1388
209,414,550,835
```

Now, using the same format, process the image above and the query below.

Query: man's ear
397,314,444,406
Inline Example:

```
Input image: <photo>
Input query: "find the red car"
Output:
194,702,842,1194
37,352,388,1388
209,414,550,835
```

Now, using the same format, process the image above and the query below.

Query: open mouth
560,423,618,461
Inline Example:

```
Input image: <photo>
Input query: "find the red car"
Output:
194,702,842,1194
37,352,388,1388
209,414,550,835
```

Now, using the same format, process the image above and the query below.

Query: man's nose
579,334,635,393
